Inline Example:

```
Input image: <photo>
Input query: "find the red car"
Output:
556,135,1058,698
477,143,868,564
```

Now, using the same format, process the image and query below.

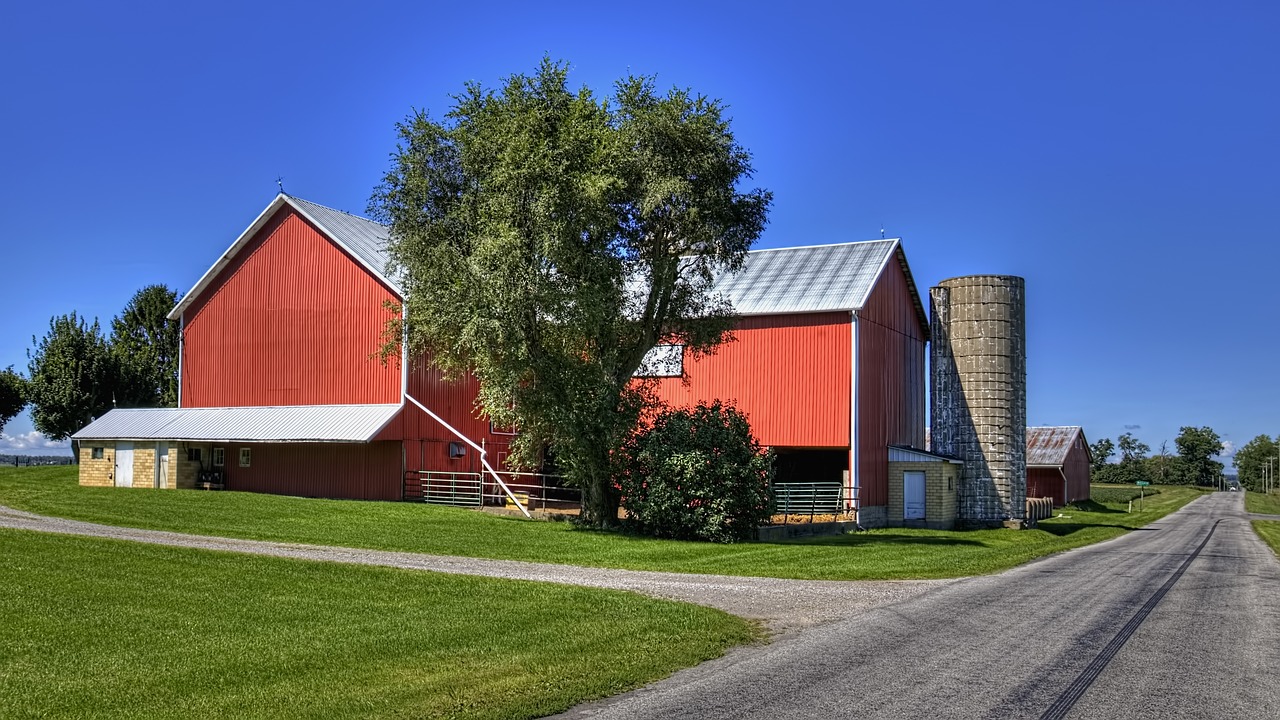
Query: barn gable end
179,201,402,408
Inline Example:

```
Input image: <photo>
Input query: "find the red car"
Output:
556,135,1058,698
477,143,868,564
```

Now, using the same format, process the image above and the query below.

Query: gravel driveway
0,504,952,633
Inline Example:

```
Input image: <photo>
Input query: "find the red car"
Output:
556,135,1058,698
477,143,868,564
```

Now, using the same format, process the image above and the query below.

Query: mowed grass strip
0,528,756,720
1246,491,1280,555
1252,521,1280,556
1245,490,1280,515
1,468,1207,580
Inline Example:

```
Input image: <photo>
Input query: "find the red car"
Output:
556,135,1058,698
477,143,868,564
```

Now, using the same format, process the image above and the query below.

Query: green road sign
1136,481,1150,486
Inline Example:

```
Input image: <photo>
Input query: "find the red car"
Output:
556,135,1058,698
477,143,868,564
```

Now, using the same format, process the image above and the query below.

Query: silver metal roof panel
288,197,397,290
710,240,900,315
168,196,923,328
168,195,400,321
72,404,402,443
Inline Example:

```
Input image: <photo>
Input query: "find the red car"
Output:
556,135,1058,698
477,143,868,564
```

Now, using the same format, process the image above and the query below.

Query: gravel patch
0,504,952,632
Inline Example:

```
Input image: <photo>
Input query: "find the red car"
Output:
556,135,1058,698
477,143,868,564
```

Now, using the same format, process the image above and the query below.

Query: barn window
634,344,684,378
187,448,202,463
448,441,467,459
91,447,104,460
212,447,225,467
239,448,252,467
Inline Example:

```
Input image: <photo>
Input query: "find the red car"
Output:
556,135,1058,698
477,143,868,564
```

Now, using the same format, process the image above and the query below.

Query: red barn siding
1027,468,1067,506
377,358,514,473
856,255,928,508
221,442,402,500
181,208,400,407
649,313,851,448
1064,442,1091,504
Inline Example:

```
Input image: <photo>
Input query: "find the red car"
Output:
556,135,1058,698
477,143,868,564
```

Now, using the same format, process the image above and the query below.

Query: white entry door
115,442,134,488
155,442,169,488
904,471,926,520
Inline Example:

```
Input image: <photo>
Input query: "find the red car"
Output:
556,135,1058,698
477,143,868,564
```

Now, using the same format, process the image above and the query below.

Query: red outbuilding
73,195,932,526
1026,426,1092,506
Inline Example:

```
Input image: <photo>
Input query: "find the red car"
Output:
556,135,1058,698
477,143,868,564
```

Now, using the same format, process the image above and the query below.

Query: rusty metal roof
1026,426,1086,466
72,404,401,443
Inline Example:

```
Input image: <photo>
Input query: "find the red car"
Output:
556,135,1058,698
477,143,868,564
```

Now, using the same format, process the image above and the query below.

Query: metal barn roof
169,195,924,327
288,197,396,288
1027,426,1086,467
168,194,399,321
710,240,901,315
72,404,401,443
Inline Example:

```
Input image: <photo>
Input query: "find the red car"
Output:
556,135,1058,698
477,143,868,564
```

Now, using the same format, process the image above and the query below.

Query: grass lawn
1246,491,1280,556
1252,521,1280,556
0,467,1208,581
1245,489,1280,515
0,528,756,720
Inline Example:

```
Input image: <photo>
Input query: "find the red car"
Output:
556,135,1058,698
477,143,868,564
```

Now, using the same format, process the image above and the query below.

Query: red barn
646,241,930,527
73,194,520,506
1026,426,1092,506
74,196,931,526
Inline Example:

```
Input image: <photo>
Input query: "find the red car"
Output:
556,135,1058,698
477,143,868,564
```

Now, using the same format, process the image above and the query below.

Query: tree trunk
581,478,621,528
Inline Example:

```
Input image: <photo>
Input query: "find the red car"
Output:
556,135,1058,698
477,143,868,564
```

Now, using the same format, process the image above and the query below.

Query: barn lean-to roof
169,196,929,336
72,404,401,443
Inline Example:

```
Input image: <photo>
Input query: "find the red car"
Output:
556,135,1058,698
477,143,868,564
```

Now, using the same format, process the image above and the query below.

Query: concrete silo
929,276,1027,527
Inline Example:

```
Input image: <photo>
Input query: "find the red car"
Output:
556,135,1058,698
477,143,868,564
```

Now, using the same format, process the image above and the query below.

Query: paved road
558,492,1280,720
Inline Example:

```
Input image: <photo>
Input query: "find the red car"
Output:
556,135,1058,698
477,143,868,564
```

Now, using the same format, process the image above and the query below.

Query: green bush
617,402,774,543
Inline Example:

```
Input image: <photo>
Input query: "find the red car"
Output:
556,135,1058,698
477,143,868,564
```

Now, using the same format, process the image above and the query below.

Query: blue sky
2,1,1277,462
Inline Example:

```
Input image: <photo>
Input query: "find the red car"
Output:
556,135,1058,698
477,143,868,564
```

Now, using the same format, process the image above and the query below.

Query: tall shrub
617,402,774,543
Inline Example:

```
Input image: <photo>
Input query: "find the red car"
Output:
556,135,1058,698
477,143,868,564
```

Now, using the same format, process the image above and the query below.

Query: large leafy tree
370,59,771,526
0,367,25,434
26,312,116,458
1117,432,1149,464
1234,434,1278,492
1095,432,1153,485
1089,437,1114,473
111,284,180,407
1175,425,1224,487
1172,422,1223,484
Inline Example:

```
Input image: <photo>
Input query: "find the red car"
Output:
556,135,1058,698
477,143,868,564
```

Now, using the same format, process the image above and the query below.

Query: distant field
1088,484,1162,505
1,467,1210,581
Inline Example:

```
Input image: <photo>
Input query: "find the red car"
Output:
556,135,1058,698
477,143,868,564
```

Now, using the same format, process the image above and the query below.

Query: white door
155,442,169,489
904,471,926,520
115,442,134,488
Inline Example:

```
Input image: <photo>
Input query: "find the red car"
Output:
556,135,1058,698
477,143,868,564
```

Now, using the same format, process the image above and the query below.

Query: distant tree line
3,285,180,461
1089,426,1226,487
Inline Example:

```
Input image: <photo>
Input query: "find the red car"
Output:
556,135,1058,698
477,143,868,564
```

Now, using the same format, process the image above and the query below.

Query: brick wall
78,441,179,489
886,460,958,530
78,443,115,487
